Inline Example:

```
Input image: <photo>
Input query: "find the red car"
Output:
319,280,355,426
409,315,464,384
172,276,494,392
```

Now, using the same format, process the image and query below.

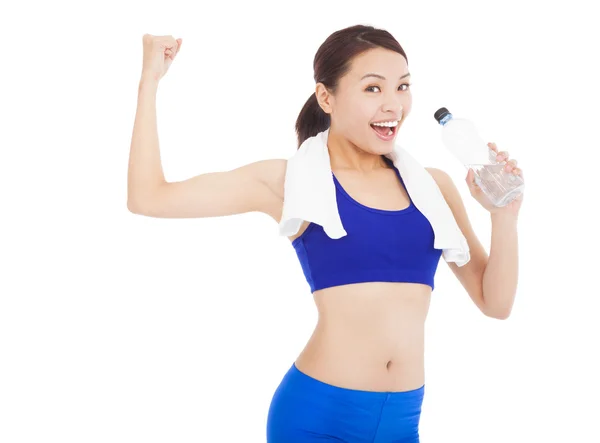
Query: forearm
482,213,519,318
127,78,166,208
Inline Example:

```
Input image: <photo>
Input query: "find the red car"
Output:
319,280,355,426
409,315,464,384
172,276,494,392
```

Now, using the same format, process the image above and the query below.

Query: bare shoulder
424,166,467,220
425,167,451,186
425,167,457,200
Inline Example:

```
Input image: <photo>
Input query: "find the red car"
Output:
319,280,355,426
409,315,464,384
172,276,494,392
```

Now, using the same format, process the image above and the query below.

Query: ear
315,83,333,114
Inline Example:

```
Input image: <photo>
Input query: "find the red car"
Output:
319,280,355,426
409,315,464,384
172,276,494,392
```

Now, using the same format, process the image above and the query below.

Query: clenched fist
140,34,182,83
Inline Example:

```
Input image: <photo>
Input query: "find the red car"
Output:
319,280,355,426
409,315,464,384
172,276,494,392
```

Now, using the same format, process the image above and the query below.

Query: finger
168,38,181,60
496,151,509,162
504,159,517,172
465,168,474,184
488,142,498,152
168,36,178,53
164,37,179,60
466,169,480,191
465,169,472,184
164,37,176,59
159,35,178,51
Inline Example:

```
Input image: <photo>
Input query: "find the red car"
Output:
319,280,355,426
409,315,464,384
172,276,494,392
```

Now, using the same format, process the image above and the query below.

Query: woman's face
318,47,412,155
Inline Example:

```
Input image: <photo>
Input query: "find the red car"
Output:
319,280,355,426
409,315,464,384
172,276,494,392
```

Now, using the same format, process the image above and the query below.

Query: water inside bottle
471,164,525,207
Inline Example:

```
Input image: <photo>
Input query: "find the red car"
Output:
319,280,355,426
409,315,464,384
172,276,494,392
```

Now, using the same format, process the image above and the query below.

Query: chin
344,128,398,156
366,132,398,154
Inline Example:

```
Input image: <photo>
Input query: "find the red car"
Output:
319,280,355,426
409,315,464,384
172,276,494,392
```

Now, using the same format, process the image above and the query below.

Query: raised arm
126,34,286,220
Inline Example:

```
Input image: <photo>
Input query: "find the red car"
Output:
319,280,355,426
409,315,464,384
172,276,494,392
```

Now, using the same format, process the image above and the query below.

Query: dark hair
295,24,408,148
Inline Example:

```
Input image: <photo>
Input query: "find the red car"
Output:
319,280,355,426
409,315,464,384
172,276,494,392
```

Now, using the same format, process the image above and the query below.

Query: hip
295,343,425,393
267,362,424,443
295,320,426,392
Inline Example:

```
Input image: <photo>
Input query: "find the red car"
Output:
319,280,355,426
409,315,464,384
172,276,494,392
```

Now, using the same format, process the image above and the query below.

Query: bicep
130,159,286,219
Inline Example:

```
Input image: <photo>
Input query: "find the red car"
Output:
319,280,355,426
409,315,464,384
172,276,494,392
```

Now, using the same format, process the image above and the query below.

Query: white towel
278,128,471,267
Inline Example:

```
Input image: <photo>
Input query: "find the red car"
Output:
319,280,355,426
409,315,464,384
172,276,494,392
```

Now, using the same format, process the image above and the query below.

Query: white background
1,0,599,442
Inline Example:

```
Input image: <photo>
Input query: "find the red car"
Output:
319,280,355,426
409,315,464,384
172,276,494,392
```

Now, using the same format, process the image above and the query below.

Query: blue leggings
267,362,425,442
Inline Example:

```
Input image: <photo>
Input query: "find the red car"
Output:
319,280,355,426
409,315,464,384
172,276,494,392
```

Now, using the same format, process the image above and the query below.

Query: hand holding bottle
434,107,525,209
466,142,524,216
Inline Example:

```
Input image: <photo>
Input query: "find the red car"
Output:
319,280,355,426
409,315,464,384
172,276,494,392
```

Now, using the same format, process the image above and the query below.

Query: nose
382,94,404,116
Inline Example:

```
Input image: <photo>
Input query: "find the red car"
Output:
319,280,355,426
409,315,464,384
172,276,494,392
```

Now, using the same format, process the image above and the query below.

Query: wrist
139,74,160,91
491,211,518,224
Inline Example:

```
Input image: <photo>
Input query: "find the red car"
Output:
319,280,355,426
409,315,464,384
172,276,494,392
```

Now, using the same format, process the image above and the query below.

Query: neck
326,127,388,173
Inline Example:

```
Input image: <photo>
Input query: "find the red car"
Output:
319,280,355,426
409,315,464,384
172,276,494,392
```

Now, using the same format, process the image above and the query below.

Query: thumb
466,168,479,192
465,168,474,184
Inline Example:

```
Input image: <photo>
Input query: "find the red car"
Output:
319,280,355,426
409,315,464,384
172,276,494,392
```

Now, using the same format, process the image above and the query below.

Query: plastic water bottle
434,107,524,207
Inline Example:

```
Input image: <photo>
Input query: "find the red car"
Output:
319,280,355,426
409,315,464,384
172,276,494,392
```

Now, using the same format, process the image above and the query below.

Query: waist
296,333,425,392
297,282,430,391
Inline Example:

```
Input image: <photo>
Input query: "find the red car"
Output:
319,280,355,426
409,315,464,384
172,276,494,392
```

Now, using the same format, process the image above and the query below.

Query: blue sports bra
291,156,443,293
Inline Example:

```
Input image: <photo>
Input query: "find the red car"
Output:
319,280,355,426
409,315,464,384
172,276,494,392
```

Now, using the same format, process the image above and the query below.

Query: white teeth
371,120,399,127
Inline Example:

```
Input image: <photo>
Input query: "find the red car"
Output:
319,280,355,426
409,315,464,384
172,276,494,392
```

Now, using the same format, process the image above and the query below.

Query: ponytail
295,93,331,148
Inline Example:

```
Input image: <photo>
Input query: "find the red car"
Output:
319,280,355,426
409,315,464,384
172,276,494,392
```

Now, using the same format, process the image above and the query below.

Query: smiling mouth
370,121,399,137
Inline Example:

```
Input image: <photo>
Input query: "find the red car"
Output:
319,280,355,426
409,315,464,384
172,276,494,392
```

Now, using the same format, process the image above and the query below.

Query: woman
128,25,523,443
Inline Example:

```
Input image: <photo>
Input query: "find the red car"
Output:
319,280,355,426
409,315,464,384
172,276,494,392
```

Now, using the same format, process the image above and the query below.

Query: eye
365,83,412,93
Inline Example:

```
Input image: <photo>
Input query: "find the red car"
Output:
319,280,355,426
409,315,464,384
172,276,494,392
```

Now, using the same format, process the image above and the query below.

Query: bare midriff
294,281,431,393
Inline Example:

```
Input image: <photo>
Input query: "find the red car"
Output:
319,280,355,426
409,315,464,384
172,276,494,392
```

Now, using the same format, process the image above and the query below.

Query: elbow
127,189,154,215
127,198,148,215
127,199,140,214
481,289,515,320
127,183,167,216
127,200,137,213
484,306,512,320
490,311,511,320
127,197,165,218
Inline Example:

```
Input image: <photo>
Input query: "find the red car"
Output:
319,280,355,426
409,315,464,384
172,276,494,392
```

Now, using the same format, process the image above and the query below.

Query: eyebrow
360,72,411,81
